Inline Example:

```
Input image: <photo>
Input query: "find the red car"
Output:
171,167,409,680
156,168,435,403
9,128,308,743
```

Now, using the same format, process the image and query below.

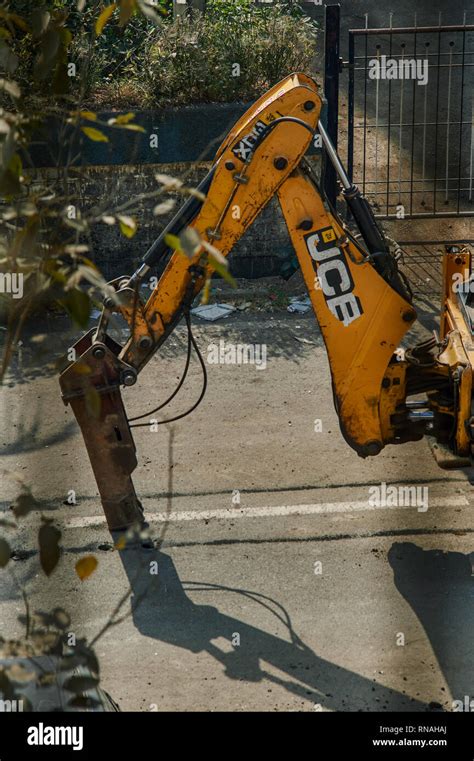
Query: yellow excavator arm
59,73,474,530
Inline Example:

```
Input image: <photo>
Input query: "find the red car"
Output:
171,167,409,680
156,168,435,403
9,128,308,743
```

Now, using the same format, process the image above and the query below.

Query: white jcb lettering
317,259,351,297
305,232,363,327
328,294,362,327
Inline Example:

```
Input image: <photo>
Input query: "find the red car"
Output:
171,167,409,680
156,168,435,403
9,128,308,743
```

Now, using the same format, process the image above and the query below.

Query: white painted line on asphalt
64,494,469,529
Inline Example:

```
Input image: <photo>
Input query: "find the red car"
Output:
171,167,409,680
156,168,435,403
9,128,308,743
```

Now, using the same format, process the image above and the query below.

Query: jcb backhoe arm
60,73,474,530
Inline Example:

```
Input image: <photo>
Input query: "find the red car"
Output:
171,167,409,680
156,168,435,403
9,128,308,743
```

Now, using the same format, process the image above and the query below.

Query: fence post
347,30,354,184
323,4,341,208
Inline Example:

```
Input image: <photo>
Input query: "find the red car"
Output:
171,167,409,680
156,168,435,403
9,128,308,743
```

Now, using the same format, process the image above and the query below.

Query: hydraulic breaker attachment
59,329,143,530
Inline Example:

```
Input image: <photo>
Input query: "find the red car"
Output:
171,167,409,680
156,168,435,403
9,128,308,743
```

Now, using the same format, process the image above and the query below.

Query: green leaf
0,167,21,196
95,4,116,36
186,187,206,202
38,523,61,577
155,173,183,189
0,537,10,568
79,110,97,122
164,233,182,252
72,362,91,375
8,152,21,178
179,227,201,258
201,241,236,287
60,288,91,329
208,254,237,287
201,276,211,305
114,112,135,124
118,215,136,238
81,126,108,143
117,123,145,133
153,199,175,216
108,113,145,132
6,13,29,32
118,0,136,28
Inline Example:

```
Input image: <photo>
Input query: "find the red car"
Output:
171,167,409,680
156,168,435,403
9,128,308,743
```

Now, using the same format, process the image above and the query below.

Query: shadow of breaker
115,542,430,711
388,542,474,706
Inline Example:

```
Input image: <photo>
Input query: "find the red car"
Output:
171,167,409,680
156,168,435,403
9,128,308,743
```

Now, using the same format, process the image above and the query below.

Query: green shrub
131,0,318,107
11,1,317,108
11,0,172,105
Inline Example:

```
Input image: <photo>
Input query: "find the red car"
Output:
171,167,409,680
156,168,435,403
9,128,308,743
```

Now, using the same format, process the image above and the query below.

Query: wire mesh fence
347,15,474,219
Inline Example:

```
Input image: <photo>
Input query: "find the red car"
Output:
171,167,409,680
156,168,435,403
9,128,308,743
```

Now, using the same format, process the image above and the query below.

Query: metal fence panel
347,19,474,219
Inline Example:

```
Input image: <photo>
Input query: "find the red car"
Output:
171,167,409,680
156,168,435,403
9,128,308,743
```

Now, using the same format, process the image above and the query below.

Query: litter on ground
190,303,236,322
287,296,312,314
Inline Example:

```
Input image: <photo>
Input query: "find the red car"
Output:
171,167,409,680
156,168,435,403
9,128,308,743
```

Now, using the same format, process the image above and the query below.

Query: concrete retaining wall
29,98,324,280
66,158,321,280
